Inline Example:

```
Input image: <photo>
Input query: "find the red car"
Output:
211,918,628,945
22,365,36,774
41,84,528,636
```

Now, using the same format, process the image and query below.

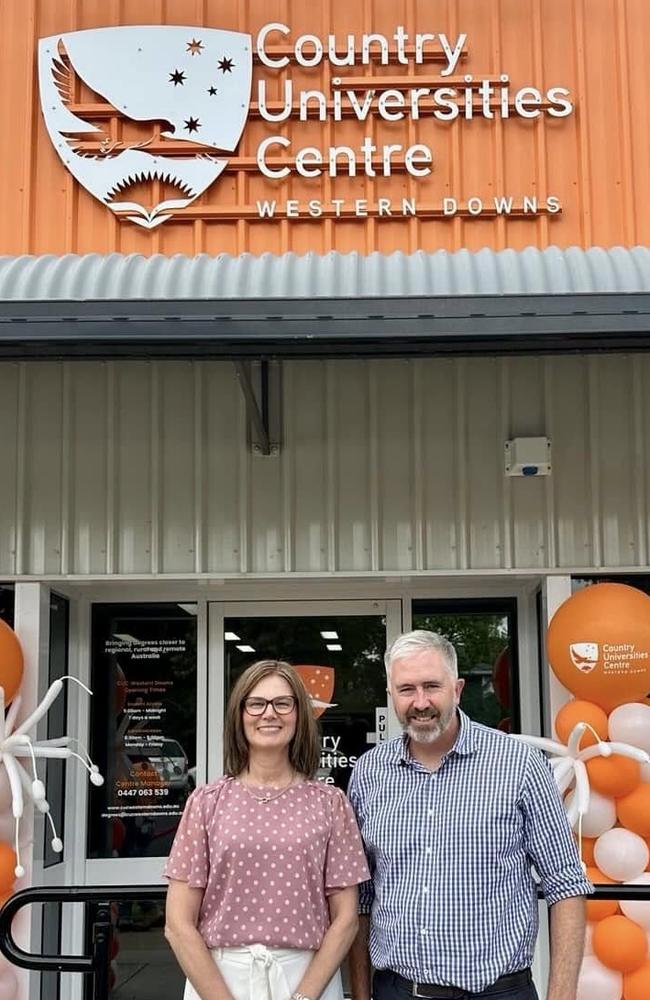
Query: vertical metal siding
1,355,650,577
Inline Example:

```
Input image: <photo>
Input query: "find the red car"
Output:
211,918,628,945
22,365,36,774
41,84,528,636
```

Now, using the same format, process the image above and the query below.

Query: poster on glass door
88,603,197,859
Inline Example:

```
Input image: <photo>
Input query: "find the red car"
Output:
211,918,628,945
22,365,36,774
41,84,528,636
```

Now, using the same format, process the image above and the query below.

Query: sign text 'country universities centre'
38,22,573,228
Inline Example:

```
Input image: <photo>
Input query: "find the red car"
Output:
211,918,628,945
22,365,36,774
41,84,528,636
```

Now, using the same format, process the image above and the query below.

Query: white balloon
608,703,650,755
620,872,650,930
577,956,622,1000
584,922,595,955
567,789,616,837
642,760,650,783
595,828,649,881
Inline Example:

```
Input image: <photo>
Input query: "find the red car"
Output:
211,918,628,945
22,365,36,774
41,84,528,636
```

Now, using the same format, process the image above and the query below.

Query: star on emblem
218,56,234,73
207,86,218,96
184,116,201,133
186,38,204,56
169,69,186,86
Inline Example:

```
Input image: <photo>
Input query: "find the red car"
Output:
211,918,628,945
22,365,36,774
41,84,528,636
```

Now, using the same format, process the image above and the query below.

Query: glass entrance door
208,600,402,786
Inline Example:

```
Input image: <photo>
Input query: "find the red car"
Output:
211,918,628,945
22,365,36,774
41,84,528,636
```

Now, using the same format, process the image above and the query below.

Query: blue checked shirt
347,710,592,993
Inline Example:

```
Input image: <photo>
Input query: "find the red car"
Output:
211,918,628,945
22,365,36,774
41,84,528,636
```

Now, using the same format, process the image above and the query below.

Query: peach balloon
620,874,650,931
568,788,616,838
577,956,622,1000
617,784,650,838
608,703,650,756
624,959,650,1000
592,914,648,972
586,867,619,922
0,620,23,706
555,700,609,748
594,828,649,882
547,584,650,712
586,755,641,798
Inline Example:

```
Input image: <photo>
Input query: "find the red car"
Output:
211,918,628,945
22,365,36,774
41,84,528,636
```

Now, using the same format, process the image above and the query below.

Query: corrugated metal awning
1,246,650,358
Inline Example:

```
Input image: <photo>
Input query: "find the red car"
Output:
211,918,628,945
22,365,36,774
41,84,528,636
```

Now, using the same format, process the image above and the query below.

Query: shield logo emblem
295,665,337,719
569,642,599,673
38,26,252,228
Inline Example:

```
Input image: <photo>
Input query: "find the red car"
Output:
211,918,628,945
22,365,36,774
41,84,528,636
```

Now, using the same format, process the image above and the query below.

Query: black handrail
0,886,166,1000
0,884,649,999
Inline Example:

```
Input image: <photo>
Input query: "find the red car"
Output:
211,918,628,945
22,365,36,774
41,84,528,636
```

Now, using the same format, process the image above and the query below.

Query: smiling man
347,630,592,1000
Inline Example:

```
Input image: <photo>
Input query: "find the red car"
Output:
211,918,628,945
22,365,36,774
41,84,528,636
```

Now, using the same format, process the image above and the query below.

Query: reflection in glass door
211,601,401,789
411,598,520,732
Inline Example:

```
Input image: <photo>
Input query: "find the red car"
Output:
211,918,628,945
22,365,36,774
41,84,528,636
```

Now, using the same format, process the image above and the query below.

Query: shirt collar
397,708,478,766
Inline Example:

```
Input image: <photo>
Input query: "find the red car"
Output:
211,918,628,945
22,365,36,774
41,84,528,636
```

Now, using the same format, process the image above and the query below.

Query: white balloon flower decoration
514,722,650,829
0,676,104,877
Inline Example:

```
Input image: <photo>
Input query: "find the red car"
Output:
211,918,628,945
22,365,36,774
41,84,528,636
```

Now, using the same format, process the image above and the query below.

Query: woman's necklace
240,769,296,804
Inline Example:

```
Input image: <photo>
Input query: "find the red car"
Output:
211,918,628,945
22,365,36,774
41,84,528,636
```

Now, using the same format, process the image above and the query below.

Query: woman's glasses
243,695,297,716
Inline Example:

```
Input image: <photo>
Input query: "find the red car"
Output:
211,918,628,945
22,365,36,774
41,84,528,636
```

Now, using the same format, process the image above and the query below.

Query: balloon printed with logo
546,583,650,712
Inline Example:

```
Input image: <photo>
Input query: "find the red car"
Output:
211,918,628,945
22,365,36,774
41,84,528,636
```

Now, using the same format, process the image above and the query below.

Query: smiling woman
164,659,369,1000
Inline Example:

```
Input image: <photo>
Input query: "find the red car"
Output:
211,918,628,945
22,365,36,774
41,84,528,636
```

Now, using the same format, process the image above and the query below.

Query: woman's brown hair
223,660,321,778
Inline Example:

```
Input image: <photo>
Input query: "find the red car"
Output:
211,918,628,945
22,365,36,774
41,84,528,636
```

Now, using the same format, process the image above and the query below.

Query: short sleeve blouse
164,777,369,950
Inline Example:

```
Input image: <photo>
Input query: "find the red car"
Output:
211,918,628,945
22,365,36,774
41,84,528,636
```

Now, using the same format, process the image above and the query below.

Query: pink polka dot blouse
164,777,370,950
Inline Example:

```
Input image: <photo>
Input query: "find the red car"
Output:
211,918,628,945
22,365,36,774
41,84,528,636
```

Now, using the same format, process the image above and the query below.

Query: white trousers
183,944,345,1000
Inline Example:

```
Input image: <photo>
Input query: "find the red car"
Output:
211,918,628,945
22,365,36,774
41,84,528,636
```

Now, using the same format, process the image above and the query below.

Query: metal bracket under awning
233,360,282,456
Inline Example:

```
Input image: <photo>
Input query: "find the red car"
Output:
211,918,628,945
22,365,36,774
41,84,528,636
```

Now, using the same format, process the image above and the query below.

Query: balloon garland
542,584,650,1000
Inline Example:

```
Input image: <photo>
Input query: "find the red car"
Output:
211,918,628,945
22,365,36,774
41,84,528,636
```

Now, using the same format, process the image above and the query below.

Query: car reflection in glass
126,738,194,794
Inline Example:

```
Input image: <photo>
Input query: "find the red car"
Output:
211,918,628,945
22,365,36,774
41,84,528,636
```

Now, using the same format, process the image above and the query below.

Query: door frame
207,598,404,781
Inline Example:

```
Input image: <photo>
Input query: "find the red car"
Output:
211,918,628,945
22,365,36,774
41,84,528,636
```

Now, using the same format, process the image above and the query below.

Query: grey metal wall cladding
3,247,650,300
0,355,648,577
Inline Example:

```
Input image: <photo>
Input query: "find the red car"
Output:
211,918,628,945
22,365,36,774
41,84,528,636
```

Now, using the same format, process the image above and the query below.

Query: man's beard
403,703,456,743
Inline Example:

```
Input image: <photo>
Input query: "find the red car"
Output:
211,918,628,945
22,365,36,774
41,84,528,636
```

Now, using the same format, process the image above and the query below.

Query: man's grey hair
385,629,458,679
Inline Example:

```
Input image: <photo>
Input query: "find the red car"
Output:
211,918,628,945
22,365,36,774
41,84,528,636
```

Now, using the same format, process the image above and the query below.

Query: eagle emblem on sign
38,26,252,228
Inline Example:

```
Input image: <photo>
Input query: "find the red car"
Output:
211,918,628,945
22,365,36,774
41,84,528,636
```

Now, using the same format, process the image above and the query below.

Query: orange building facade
2,0,649,258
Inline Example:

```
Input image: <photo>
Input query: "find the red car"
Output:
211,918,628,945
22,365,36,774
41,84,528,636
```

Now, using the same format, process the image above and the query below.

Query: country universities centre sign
38,22,574,228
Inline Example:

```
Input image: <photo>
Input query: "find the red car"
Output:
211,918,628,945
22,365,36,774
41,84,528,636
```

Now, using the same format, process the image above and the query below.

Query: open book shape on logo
38,26,252,228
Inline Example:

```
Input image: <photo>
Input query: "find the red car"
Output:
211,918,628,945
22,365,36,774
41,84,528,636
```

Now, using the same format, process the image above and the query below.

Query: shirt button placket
420,770,438,939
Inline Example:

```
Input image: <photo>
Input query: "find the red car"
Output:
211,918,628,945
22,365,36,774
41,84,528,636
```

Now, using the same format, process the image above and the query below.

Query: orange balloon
547,584,650,712
617,784,650,838
0,620,24,705
555,700,608,748
592,914,648,972
580,837,596,867
585,866,619,922
586,754,641,798
624,959,650,1000
0,842,16,892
